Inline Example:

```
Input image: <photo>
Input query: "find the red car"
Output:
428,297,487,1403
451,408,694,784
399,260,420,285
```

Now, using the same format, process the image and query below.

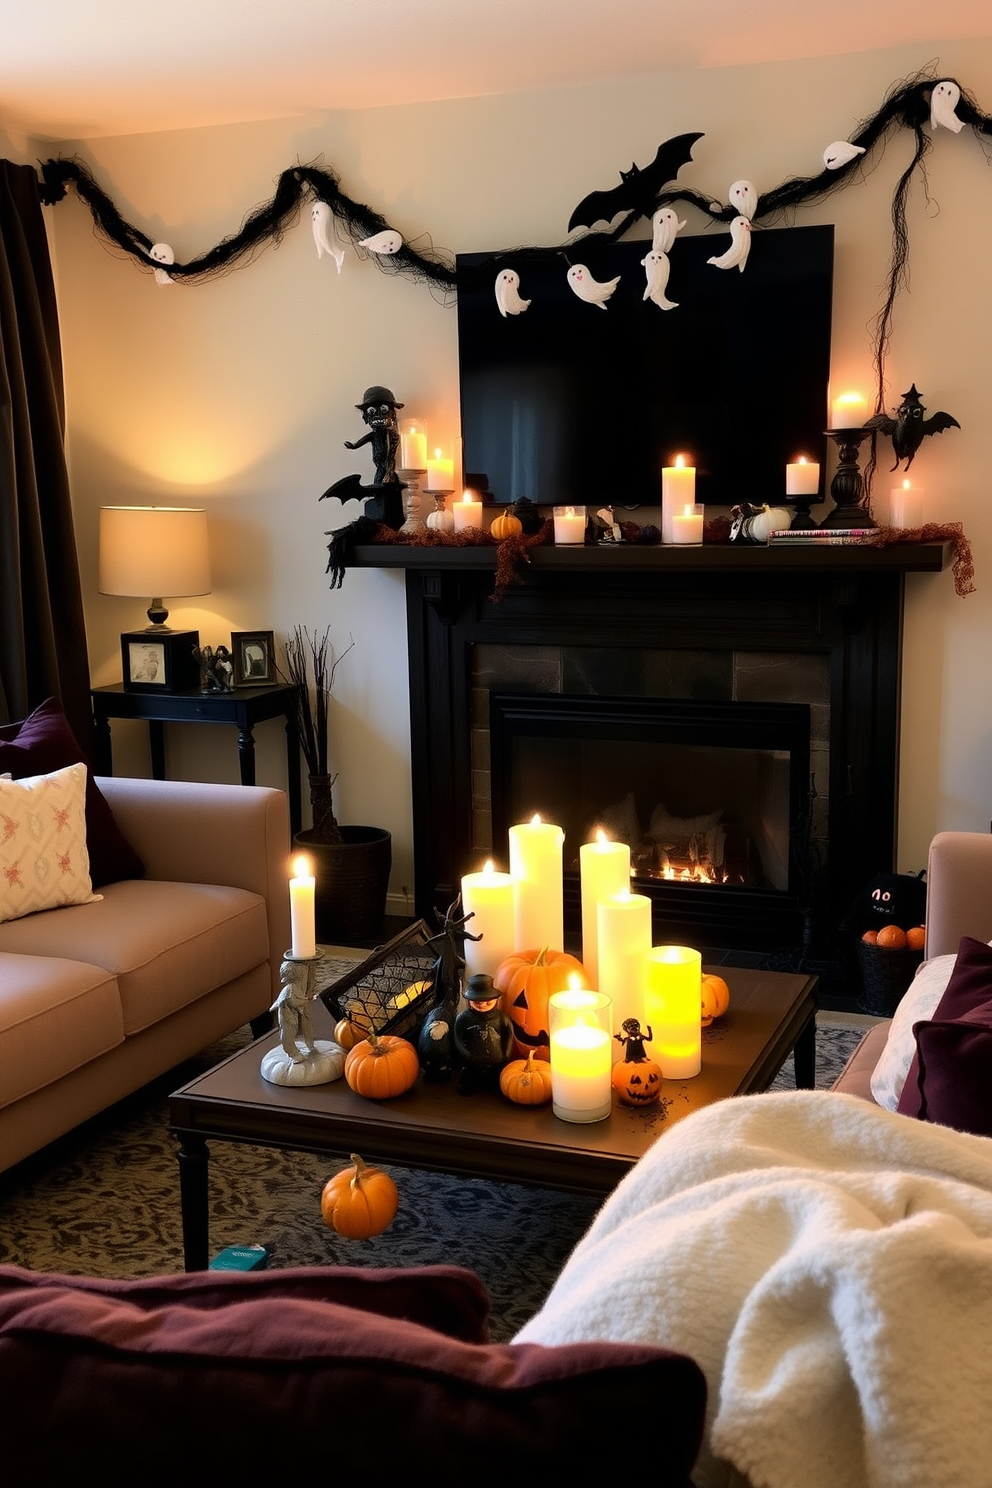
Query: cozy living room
3,7,992,1486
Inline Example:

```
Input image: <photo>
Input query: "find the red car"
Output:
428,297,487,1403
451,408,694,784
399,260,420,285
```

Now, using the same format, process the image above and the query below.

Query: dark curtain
0,158,92,745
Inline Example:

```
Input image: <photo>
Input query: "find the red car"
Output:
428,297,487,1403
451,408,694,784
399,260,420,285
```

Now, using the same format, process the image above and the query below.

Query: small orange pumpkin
334,1017,361,1050
493,946,589,1059
321,1153,398,1239
611,1056,662,1106
344,1031,419,1099
499,1051,554,1106
490,511,523,541
700,973,731,1027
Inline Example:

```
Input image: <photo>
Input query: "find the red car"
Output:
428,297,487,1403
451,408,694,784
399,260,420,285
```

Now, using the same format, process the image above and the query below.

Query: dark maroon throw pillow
898,935,992,1129
0,697,143,887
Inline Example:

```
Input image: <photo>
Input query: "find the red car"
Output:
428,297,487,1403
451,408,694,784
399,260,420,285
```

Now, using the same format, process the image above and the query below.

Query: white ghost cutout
641,250,678,310
728,180,757,220
148,242,175,286
651,207,685,255
931,80,964,133
566,263,620,309
359,229,403,255
311,201,346,272
494,268,530,317
707,216,752,273
823,140,866,170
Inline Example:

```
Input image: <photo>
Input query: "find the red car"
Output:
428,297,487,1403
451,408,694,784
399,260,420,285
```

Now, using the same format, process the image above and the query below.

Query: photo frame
120,630,201,693
232,629,276,687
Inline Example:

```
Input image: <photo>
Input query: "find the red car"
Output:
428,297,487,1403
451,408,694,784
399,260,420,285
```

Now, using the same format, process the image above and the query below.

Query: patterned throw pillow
0,763,101,923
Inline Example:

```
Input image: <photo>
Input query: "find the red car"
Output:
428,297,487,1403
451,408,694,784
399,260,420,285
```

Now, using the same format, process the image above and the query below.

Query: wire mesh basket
318,919,438,1039
855,939,924,1018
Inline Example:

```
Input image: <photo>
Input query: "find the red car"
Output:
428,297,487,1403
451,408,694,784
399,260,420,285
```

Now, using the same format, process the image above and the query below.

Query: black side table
91,683,302,837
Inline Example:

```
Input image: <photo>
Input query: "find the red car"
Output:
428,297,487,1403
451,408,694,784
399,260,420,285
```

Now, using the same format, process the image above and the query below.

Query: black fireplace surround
353,541,947,961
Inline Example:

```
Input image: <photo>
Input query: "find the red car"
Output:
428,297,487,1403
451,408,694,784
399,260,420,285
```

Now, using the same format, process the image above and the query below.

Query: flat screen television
456,223,833,508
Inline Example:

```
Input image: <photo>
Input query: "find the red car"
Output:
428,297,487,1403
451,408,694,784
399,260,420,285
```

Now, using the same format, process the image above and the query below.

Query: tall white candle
509,814,564,952
890,477,924,529
786,456,820,496
399,418,428,469
452,490,483,533
830,391,868,429
426,448,454,491
579,833,631,985
289,853,316,959
549,987,613,1123
661,455,695,543
644,945,701,1079
460,860,515,978
597,890,652,1052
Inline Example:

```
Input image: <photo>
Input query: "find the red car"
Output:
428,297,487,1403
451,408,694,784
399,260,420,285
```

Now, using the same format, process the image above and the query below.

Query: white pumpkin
747,505,792,542
426,505,455,534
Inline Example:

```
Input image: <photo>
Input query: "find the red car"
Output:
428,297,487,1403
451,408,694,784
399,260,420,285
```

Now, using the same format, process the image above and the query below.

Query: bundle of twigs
283,627,354,842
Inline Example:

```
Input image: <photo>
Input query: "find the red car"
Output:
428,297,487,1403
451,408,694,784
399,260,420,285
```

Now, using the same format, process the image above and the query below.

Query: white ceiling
2,0,991,140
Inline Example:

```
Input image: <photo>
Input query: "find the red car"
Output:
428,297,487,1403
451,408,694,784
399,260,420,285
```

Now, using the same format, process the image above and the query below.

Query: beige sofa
0,777,291,1174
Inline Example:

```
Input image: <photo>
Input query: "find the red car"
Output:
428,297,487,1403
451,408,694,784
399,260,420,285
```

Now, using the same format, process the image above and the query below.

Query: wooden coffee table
169,965,816,1270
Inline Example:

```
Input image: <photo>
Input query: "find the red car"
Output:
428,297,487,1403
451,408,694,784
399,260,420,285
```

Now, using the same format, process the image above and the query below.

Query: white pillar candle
644,945,701,1079
786,456,820,496
509,815,564,952
671,504,704,545
579,833,631,986
426,448,454,491
460,859,515,978
549,987,613,1123
597,890,652,1054
553,506,586,544
452,490,483,533
399,418,428,470
890,478,924,529
830,391,868,429
289,853,316,959
661,455,695,543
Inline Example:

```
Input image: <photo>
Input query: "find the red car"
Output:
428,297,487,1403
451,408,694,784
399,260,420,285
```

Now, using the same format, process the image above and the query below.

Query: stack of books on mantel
767,528,875,546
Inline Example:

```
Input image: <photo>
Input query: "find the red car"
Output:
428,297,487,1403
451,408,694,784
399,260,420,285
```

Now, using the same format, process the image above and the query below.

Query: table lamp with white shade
99,505,211,692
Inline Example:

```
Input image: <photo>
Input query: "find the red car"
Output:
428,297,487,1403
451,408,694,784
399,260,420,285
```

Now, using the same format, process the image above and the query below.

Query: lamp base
121,629,200,692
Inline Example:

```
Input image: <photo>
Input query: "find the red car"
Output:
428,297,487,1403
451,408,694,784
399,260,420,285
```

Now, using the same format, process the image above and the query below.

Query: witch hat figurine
864,384,960,472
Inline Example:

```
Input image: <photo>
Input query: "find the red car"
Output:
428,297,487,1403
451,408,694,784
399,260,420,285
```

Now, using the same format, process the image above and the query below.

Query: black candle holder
785,492,823,530
821,428,877,530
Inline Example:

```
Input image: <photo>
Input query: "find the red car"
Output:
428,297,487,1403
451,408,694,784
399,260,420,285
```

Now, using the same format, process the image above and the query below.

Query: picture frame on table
232,630,276,687
120,630,201,693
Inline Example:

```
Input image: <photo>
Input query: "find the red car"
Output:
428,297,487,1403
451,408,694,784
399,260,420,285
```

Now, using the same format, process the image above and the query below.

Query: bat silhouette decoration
567,131,703,233
863,384,961,471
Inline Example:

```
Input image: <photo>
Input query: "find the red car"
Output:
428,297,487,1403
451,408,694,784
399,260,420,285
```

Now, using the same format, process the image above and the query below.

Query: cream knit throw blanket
515,1092,992,1488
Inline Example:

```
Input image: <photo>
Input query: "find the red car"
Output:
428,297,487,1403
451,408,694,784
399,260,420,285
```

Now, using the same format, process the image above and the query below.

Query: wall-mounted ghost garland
35,66,992,416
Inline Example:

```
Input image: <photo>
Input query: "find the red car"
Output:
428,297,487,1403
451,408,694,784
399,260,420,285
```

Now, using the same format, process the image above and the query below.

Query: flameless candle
661,455,696,543
509,814,564,952
549,986,613,1123
786,456,820,496
289,854,316,959
553,506,587,544
831,391,868,430
452,490,483,533
644,945,701,1079
460,859,515,978
597,889,652,1051
671,504,704,545
427,448,454,491
399,418,428,470
890,477,924,529
580,832,631,985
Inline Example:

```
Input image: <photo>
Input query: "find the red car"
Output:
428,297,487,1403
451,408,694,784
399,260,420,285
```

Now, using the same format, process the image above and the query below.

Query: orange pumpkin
321,1153,398,1239
611,1056,662,1106
499,1051,554,1106
334,1017,361,1050
493,947,589,1059
344,1031,419,1099
700,973,731,1027
490,511,523,541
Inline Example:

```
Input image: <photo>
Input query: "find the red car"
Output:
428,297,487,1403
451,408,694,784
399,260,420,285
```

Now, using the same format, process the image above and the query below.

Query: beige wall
47,39,992,904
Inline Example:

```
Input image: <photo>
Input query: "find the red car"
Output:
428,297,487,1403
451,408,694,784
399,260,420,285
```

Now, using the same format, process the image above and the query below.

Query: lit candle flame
291,854,313,879
530,812,542,826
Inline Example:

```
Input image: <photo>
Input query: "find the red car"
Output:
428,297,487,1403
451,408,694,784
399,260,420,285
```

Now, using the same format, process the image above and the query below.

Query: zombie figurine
344,385,404,486
614,1017,654,1062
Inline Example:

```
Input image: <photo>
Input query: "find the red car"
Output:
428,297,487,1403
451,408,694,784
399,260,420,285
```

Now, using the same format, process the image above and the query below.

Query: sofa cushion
0,763,99,922
0,879,268,1033
913,1015,992,1137
0,1264,706,1485
869,951,957,1109
0,955,124,1108
0,699,143,889
897,937,992,1119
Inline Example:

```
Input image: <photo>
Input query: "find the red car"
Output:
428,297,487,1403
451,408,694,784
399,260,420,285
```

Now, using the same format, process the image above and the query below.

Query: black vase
293,825,392,945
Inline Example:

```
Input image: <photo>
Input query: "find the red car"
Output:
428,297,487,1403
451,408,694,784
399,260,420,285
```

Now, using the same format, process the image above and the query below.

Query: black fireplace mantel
351,540,951,954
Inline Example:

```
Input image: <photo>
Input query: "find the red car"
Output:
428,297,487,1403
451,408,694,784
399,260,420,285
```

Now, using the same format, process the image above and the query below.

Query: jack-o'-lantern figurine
611,1017,663,1106
493,947,589,1060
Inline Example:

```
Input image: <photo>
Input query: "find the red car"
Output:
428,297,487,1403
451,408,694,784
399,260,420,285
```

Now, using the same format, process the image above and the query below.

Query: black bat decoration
567,131,704,233
863,383,961,471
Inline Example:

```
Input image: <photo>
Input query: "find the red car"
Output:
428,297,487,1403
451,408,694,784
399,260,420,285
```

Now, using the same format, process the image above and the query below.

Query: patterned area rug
0,992,867,1342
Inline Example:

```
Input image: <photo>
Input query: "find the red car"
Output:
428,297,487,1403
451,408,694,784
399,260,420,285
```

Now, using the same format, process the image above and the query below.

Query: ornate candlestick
260,949,345,1087
397,468,429,533
820,428,877,530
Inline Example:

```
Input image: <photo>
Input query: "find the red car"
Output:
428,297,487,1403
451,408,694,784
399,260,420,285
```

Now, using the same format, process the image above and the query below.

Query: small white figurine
651,207,685,254
707,216,752,273
494,268,531,316
566,262,621,309
148,242,175,286
930,80,965,133
260,955,345,1087
823,140,866,170
358,228,403,255
641,249,678,310
311,201,346,271
728,179,757,220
